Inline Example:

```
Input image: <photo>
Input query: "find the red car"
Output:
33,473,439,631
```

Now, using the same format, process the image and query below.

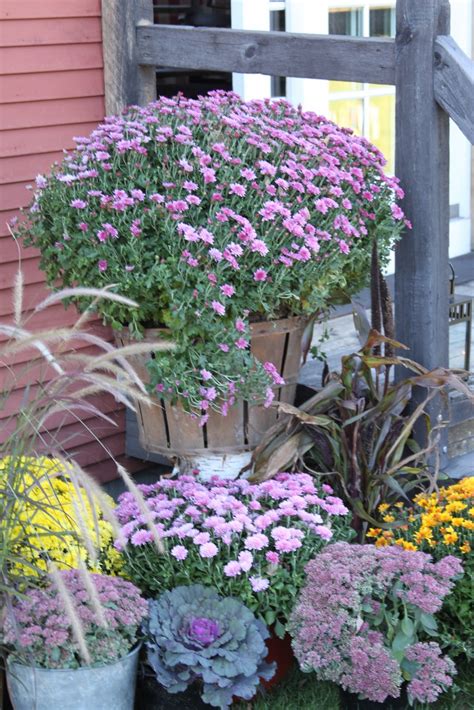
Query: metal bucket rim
7,641,142,674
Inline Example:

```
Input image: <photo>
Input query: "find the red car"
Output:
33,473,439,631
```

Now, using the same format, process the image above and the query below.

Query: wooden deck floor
299,280,474,389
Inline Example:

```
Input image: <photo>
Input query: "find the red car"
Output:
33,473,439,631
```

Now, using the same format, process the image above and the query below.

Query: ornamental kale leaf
143,584,275,708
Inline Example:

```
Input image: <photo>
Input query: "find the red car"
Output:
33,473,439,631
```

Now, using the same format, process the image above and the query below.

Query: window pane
270,9,285,97
270,9,285,32
329,98,364,136
369,7,396,37
271,76,286,98
367,94,395,173
329,8,363,36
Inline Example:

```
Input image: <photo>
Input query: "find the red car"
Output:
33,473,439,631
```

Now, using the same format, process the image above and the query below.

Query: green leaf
383,475,410,501
274,619,286,639
420,612,437,631
401,615,414,636
265,610,276,626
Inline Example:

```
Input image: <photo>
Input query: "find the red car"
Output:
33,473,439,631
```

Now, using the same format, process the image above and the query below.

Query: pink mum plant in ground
115,472,353,636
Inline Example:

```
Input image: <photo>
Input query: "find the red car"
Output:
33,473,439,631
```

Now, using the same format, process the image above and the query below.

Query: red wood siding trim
0,152,64,183
0,256,44,289
0,97,104,132
0,44,104,76
0,69,105,103
0,18,102,47
2,121,103,158
88,457,147,485
1,1,101,21
0,182,35,212
0,283,56,317
0,2,135,479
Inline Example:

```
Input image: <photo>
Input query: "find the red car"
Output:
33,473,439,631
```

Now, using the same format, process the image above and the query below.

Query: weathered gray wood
101,0,156,115
434,36,474,144
137,25,396,85
395,0,450,457
125,408,170,465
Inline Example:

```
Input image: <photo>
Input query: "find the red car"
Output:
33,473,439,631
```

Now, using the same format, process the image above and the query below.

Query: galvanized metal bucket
7,644,140,710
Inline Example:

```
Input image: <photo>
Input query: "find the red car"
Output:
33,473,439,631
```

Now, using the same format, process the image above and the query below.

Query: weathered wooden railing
102,0,474,453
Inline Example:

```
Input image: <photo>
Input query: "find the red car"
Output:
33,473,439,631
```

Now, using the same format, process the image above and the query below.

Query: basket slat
206,400,246,449
119,315,308,458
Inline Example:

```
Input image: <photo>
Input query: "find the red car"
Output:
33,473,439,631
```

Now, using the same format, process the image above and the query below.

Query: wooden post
101,0,156,115
395,0,450,454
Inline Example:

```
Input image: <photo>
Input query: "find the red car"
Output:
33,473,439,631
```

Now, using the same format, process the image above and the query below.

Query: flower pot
117,316,310,479
135,666,209,710
6,645,140,710
261,631,295,690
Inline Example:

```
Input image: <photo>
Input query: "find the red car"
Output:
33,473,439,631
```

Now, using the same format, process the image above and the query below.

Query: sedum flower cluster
19,91,406,417
144,584,275,708
4,570,148,669
289,542,461,704
0,456,122,578
115,473,352,634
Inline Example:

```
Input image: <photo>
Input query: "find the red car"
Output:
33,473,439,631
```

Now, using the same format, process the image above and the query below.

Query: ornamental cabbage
144,584,275,708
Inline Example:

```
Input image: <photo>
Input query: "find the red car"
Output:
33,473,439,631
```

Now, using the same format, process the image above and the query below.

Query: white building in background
231,0,473,264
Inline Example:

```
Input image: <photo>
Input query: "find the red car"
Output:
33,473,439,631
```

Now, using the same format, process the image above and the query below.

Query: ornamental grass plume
17,91,408,418
289,542,461,704
0,270,170,647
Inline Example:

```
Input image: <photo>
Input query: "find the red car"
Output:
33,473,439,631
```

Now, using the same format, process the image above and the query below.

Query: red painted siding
0,0,135,483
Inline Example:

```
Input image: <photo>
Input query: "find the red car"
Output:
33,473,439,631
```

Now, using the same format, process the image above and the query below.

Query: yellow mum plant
367,476,474,557
367,477,473,659
0,456,123,578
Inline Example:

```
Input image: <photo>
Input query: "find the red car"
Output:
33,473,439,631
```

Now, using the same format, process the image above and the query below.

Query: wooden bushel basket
116,316,309,477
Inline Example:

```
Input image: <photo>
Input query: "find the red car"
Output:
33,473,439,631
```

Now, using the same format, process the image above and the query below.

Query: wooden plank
0,69,104,103
0,256,43,289
1,122,101,159
0,282,49,316
165,401,205,453
0,96,104,132
0,152,64,183
137,25,396,85
279,321,307,405
87,454,147,485
0,18,102,47
125,407,170,465
0,0,101,20
434,36,474,145
0,182,33,212
394,0,450,455
57,432,127,469
206,401,245,449
0,44,104,76
101,0,156,116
